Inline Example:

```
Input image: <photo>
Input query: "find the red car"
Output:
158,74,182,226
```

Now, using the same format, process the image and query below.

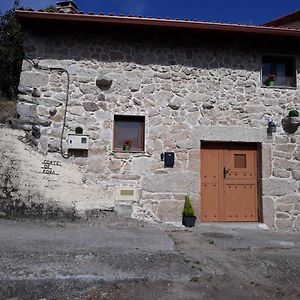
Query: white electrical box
67,134,89,150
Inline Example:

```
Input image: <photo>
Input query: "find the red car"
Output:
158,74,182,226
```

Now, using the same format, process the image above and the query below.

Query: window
114,115,145,152
234,154,247,169
262,55,296,88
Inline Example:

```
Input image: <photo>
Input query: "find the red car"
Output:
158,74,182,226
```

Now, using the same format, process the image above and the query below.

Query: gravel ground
0,214,300,300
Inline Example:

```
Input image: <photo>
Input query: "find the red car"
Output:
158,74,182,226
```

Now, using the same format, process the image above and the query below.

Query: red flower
268,74,276,81
124,139,132,145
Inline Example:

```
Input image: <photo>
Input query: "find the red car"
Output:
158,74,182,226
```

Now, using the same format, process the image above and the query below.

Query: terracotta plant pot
281,117,300,134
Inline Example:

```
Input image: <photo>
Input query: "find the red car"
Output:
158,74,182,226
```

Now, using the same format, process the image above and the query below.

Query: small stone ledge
109,152,151,160
111,174,141,180
196,125,268,143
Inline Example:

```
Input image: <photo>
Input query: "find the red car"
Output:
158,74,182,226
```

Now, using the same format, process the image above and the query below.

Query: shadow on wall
0,101,17,124
0,146,76,219
23,23,300,73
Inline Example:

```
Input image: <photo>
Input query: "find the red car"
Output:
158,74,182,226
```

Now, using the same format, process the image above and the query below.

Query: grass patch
0,100,17,124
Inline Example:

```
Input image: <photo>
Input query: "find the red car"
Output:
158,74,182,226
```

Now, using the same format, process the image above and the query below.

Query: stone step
114,201,134,218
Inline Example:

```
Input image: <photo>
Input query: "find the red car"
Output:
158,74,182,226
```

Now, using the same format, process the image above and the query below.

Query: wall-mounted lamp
32,125,41,139
267,120,277,136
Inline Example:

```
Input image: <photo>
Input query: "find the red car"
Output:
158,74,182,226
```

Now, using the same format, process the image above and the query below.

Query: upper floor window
262,55,296,88
114,115,145,152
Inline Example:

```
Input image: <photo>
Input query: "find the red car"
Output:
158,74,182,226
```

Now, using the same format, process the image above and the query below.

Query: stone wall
0,126,114,218
11,26,300,229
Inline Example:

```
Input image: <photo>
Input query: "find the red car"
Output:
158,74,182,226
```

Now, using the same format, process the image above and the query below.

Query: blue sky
1,0,299,25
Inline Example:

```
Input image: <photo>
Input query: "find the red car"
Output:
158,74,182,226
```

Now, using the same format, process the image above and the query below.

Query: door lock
223,167,230,178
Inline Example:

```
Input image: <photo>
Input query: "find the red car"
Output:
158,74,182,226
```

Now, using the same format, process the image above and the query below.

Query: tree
0,10,23,100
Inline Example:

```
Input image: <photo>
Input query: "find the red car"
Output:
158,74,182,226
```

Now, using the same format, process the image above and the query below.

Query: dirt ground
0,214,300,300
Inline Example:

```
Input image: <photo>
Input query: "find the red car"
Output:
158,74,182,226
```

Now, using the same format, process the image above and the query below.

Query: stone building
8,3,300,229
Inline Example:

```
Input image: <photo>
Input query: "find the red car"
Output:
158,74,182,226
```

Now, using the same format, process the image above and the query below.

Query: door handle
223,167,230,178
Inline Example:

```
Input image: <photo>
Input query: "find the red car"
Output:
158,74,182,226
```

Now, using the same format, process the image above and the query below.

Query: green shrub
288,110,299,117
183,194,195,217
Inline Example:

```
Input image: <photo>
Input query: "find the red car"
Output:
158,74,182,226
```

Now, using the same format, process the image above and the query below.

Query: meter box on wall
67,134,89,150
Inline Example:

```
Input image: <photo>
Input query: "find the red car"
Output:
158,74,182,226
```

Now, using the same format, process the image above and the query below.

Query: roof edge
15,10,300,38
264,9,300,27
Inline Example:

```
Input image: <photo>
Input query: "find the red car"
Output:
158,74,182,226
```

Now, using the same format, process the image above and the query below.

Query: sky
0,0,299,25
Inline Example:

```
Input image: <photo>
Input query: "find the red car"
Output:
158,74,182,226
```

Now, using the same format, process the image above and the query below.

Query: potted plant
123,139,132,152
266,74,276,87
182,194,197,227
75,126,84,134
281,109,300,134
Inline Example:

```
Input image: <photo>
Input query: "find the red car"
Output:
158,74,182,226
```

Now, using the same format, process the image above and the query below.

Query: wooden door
201,143,259,222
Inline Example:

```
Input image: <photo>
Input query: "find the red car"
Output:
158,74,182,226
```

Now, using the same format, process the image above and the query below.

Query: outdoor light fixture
32,125,41,139
267,120,277,136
